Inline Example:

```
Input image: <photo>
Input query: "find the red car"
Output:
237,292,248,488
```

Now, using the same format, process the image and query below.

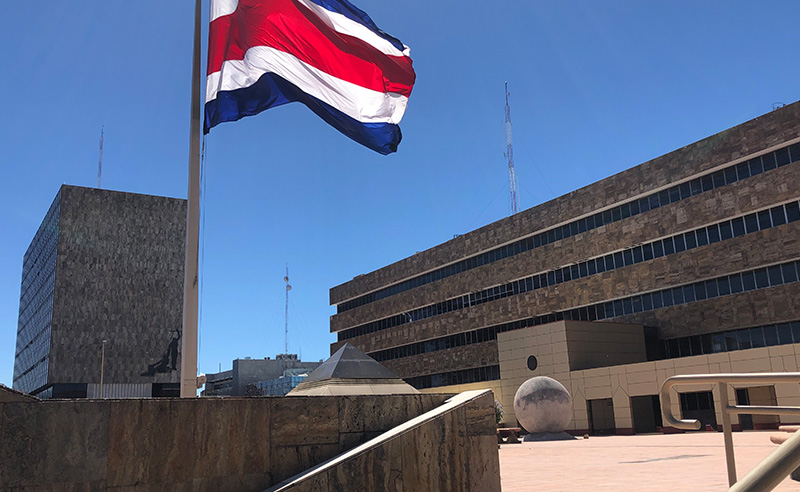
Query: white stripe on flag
206,46,409,124
294,0,411,57
210,0,238,22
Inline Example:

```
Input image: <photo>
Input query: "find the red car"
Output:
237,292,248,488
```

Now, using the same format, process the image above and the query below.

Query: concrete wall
0,394,452,491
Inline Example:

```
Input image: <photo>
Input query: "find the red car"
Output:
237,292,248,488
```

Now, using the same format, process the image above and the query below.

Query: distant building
12,185,186,398
330,102,800,434
201,354,322,396
254,369,310,396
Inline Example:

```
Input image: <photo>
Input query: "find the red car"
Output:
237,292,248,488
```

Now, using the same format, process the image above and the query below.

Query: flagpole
180,0,202,398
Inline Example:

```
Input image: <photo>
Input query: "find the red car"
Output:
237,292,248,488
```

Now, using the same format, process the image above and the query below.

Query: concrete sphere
513,376,572,434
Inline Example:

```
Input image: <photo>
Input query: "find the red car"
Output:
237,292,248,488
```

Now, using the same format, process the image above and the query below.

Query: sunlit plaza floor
499,431,799,491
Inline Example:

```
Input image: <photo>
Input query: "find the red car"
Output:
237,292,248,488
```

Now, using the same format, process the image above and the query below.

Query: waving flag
205,0,416,155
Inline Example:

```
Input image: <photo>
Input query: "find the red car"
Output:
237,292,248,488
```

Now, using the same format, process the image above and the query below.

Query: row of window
368,259,800,365
405,364,501,390
664,320,800,359
339,142,800,314
340,200,800,341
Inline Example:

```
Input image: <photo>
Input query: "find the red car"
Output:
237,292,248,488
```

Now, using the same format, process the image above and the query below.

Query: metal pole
719,382,737,486
99,339,107,399
728,427,800,492
180,0,202,398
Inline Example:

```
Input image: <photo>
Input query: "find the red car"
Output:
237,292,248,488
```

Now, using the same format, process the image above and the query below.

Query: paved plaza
499,431,799,491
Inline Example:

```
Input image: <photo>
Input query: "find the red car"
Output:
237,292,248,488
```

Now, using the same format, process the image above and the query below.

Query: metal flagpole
180,0,202,398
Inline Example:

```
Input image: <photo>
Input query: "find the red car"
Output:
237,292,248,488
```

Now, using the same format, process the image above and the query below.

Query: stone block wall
267,390,501,492
0,394,450,491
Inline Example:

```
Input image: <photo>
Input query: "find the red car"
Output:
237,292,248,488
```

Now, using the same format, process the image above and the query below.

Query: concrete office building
329,102,800,434
201,354,322,396
12,185,186,398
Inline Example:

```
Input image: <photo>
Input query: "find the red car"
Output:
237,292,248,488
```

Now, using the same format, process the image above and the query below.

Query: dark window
679,337,691,357
782,263,798,283
683,284,696,303
690,178,703,196
685,231,697,249
679,182,692,200
791,143,800,163
793,322,800,343
632,246,644,264
611,207,622,222
750,327,765,348
744,213,759,234
742,271,756,291
776,148,791,166
642,293,653,311
649,194,661,210
694,281,707,300
762,152,777,170
772,206,787,227
690,335,703,356
713,333,726,352
768,265,784,286
729,274,743,294
652,291,663,309
662,289,674,307
696,228,709,247
669,186,681,203
587,259,597,276
639,197,651,213
663,237,675,255
706,279,719,298
620,203,632,219
708,225,721,243
777,323,793,344
613,252,624,269
712,170,726,188
758,209,772,230
729,218,744,238
672,287,685,305
755,268,770,288
701,175,714,192
623,298,633,315
738,329,752,350
613,300,624,316
736,161,751,180
749,156,764,175
623,249,634,266
653,240,665,258
763,325,779,346
642,243,654,261
658,190,671,206
673,235,686,253
579,262,589,278
717,277,731,296
724,166,738,184
787,202,800,223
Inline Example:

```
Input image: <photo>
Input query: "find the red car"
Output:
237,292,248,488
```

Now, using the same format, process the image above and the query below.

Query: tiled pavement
499,431,799,491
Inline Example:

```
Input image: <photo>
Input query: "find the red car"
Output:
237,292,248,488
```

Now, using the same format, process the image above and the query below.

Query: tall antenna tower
97,126,104,189
283,265,291,355
504,82,520,215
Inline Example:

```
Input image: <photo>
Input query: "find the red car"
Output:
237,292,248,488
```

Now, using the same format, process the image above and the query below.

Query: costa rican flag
205,0,416,155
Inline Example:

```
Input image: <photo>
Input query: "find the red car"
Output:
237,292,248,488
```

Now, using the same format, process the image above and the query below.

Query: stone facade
12,185,187,398
329,101,800,399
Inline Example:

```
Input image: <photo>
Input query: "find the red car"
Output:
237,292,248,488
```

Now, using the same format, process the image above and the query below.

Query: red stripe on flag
207,0,415,97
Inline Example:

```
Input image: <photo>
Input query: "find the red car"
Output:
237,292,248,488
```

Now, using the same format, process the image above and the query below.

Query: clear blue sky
1,1,799,386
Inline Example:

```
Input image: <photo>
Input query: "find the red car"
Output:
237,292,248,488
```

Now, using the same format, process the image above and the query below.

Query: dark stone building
12,185,186,398
328,101,800,412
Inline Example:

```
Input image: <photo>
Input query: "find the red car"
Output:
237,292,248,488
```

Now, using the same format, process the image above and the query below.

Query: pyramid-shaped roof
300,343,399,383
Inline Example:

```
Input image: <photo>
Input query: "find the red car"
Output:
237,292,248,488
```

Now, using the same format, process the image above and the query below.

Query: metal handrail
660,373,800,491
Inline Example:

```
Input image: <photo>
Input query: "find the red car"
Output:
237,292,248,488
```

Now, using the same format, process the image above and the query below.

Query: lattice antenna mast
97,126,104,189
504,83,520,215
284,265,291,355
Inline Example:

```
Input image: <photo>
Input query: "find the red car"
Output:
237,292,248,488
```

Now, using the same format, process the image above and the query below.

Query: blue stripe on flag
304,0,407,53
205,72,402,155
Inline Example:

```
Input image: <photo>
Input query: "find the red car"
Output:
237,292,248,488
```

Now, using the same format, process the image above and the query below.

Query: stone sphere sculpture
513,376,572,434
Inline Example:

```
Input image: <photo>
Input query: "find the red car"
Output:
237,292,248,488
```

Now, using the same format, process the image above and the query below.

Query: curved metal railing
660,373,800,491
